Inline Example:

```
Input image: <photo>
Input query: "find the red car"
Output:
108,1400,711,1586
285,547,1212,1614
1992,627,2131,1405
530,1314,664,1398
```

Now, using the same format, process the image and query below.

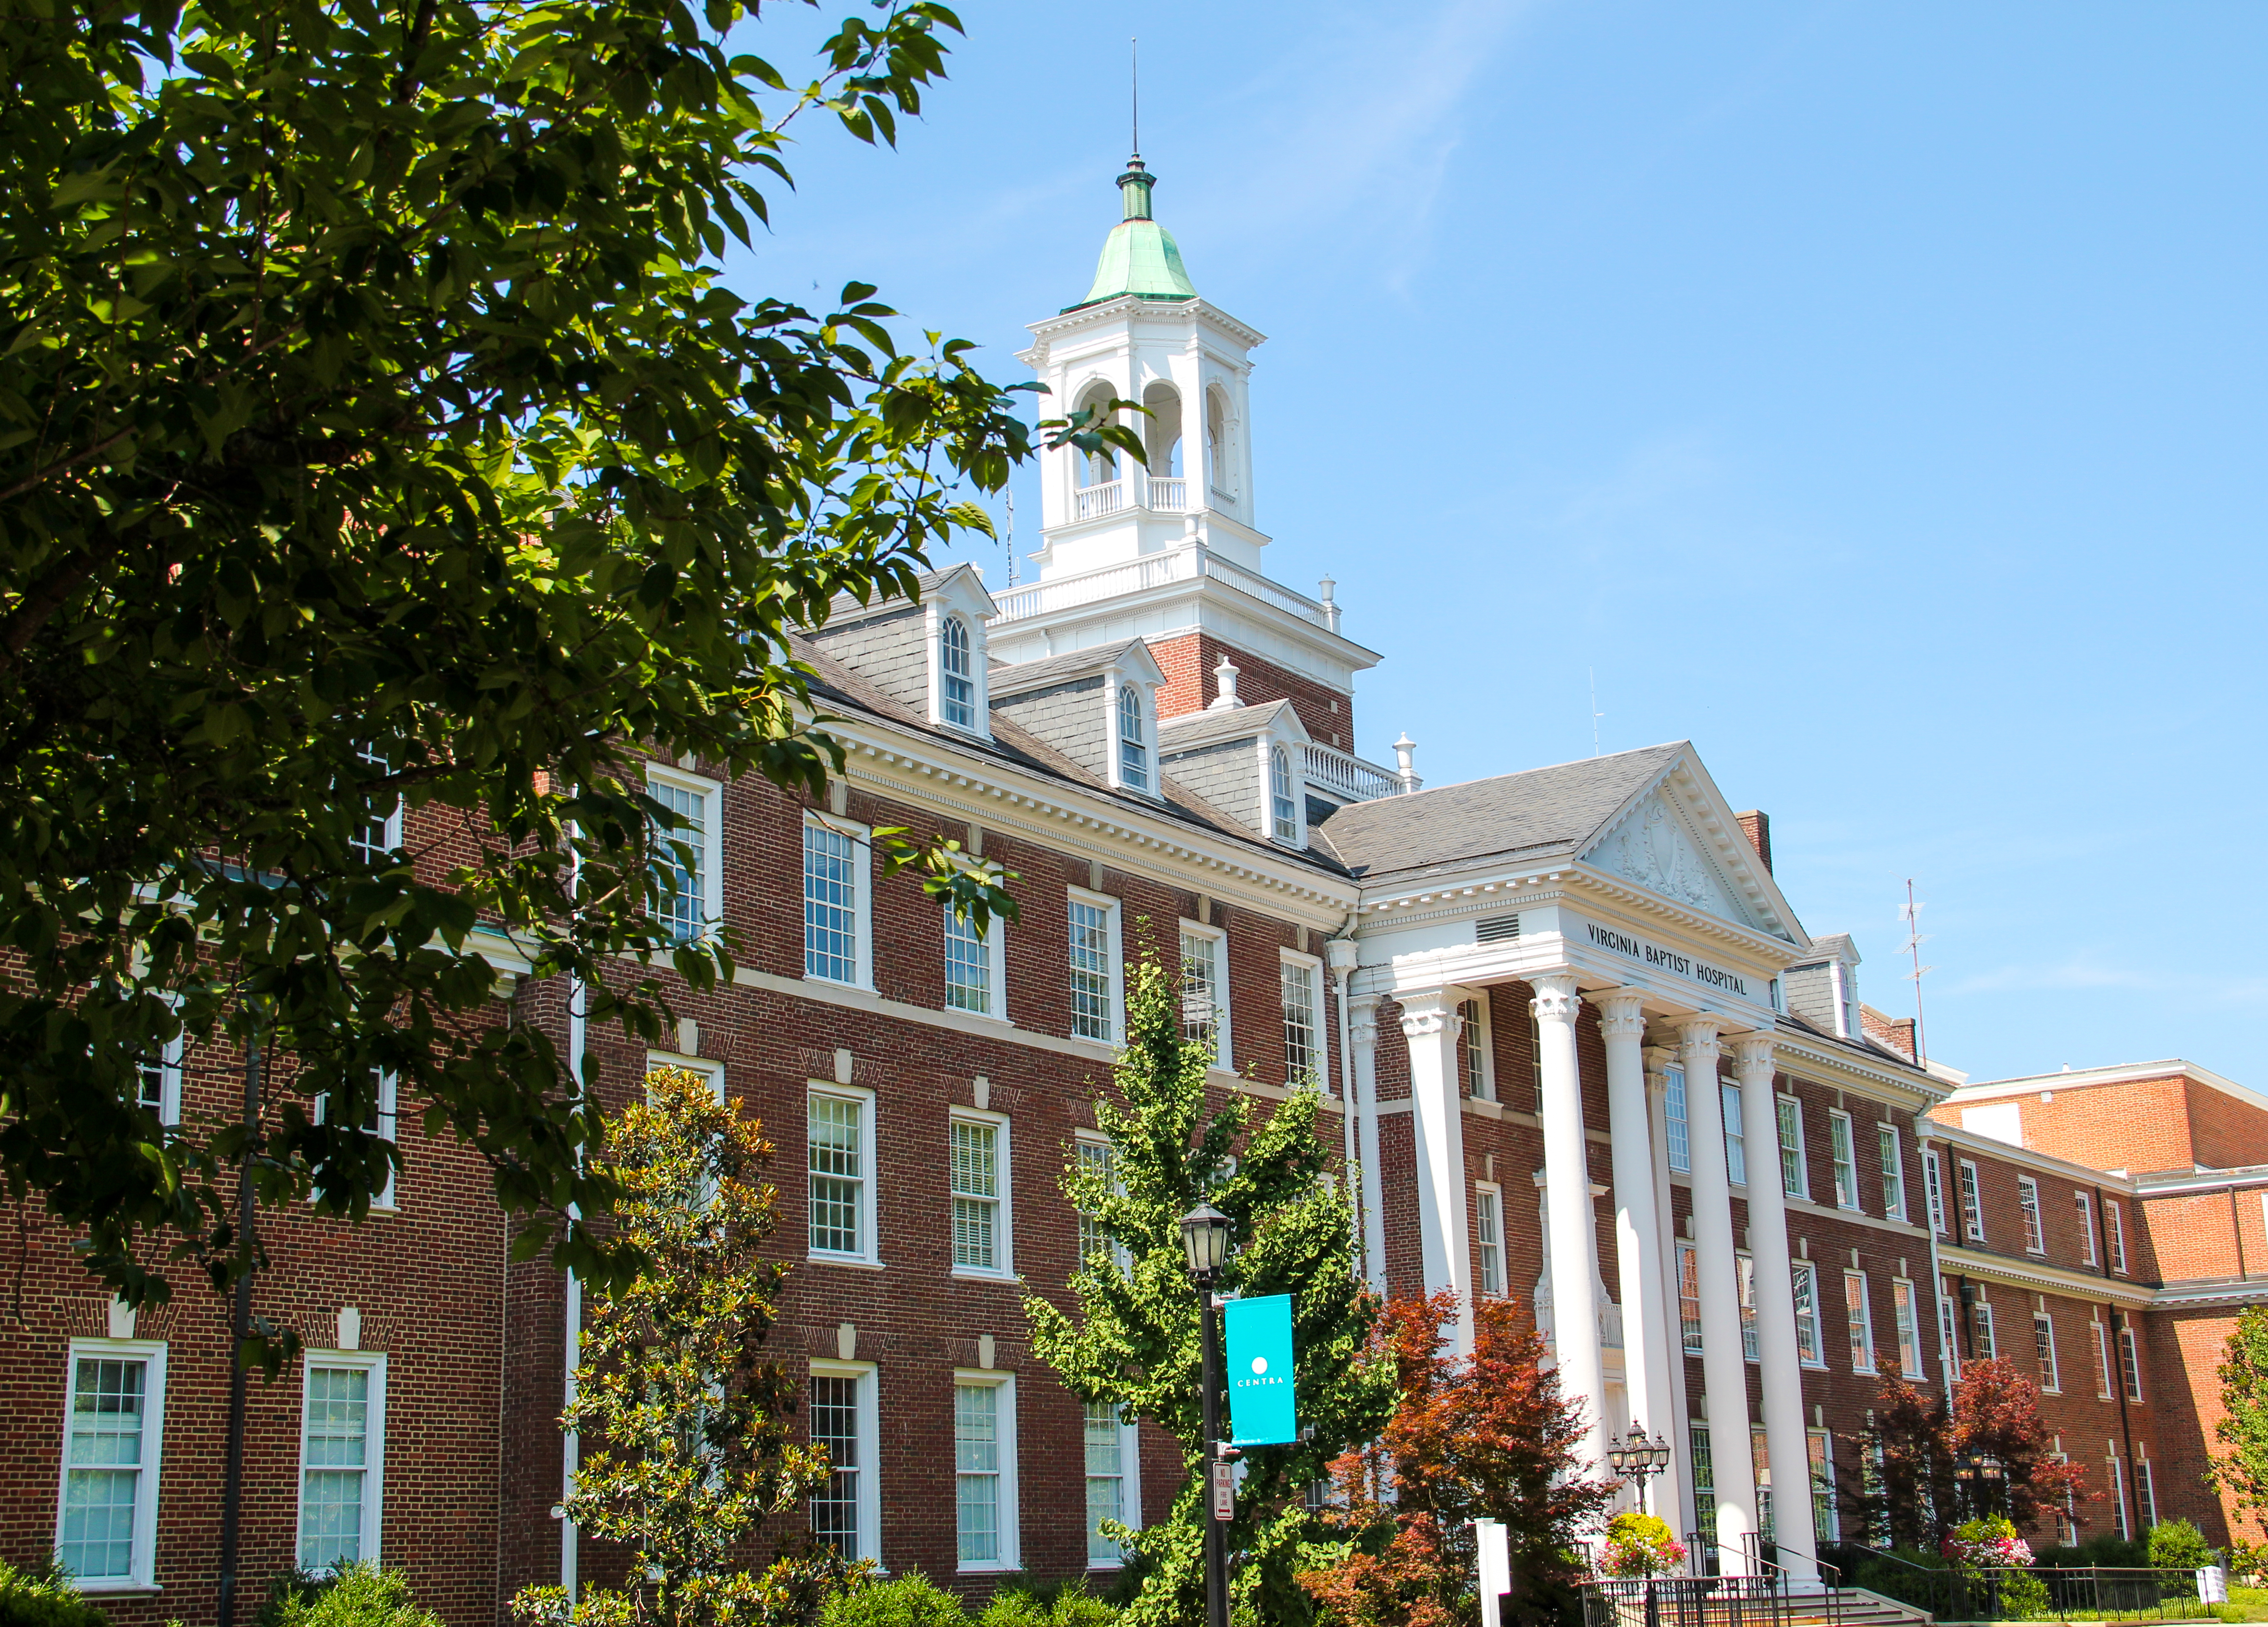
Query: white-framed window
2110,1454,2132,1540
2034,1309,2061,1392
349,742,405,868
1939,1293,1962,1381
1924,1148,1948,1235
2118,1319,2144,1402
1281,953,1324,1088
1739,1252,1760,1361
136,997,183,1127
807,1085,877,1265
647,763,723,945
1116,684,1150,793
2092,1315,2115,1399
1689,1425,1717,1540
1664,1065,1690,1174
1475,1184,1503,1297
1846,1271,1876,1372
1892,1279,1923,1377
2076,1191,2098,1265
54,1339,168,1591
1083,1400,1140,1568
943,902,1006,1019
1178,922,1229,1068
1077,1135,1128,1275
808,1360,881,1565
2053,1451,2079,1544
1957,1158,1985,1242
1722,1081,1747,1186
1879,1125,1905,1220
802,816,870,987
1776,1094,1807,1199
1971,1298,1997,1361
2018,1177,2045,1254
1458,994,1494,1102
1808,1429,1838,1545
954,1372,1018,1571
1268,744,1301,845
1829,1111,1860,1210
2137,1454,2159,1527
1067,890,1123,1044
950,1111,1012,1279
316,1068,399,1209
1678,1242,1703,1353
2106,1200,2129,1274
297,1351,386,1571
939,615,979,731
1793,1261,1823,1365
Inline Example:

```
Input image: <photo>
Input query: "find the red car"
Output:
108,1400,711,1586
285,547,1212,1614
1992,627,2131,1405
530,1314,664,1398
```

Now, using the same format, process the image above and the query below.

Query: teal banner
1223,1293,1297,1445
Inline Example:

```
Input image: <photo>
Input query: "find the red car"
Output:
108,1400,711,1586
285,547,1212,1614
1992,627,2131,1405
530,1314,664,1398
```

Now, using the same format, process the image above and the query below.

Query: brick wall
1145,632,1354,750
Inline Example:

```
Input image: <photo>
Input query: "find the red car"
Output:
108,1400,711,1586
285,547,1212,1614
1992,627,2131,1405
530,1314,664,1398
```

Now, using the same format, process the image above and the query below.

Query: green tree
1026,950,1395,1627
0,0,1141,1311
512,1065,844,1627
2210,1305,2268,1542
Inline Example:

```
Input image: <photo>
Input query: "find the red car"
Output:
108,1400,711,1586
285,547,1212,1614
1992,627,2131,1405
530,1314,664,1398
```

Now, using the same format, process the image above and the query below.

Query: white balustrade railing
1073,479,1125,522
991,541,1344,639
1302,742,1405,803
1198,552,1334,630
1147,475,1187,511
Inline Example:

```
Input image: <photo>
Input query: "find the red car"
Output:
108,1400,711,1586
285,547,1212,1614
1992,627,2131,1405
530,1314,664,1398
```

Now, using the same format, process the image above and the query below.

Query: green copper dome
1065,157,1198,311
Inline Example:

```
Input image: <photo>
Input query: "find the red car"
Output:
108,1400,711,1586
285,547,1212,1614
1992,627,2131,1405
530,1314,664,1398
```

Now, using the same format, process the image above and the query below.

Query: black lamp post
1181,1203,1235,1627
1605,1423,1675,1515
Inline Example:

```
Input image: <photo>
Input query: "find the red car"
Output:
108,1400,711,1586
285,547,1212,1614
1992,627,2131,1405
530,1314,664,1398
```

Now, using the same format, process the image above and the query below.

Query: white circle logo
1251,1356,1268,1376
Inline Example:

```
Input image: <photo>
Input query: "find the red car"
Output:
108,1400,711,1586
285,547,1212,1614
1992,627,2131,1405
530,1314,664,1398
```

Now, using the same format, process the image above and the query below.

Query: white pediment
1586,788,1757,929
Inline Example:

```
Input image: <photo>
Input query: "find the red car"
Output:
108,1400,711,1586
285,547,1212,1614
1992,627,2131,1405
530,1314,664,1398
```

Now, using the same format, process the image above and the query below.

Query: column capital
1642,1043,1677,1077
1731,1032,1776,1075
1347,993,1381,1047
1677,1014,1725,1054
1398,992,1463,1041
1592,988,1648,1039
1530,969,1580,1023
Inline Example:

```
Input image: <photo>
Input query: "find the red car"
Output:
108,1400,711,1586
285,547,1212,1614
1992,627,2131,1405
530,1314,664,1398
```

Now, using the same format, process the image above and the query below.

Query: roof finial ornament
1393,733,1422,794
1130,36,1140,163
1206,654,1244,712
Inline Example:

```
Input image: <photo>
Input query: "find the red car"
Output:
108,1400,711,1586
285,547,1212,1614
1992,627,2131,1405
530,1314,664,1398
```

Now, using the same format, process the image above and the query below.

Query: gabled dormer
1785,934,1863,1040
987,637,1166,798
1155,666,1314,847
805,564,1000,743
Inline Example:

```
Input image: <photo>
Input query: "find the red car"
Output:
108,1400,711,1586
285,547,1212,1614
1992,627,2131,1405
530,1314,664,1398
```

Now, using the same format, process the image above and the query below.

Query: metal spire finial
1130,37,1140,160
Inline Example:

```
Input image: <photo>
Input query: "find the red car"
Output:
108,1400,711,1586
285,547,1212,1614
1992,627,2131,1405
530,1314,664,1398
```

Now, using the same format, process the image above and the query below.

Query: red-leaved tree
1300,1292,1617,1627
1848,1358,2090,1550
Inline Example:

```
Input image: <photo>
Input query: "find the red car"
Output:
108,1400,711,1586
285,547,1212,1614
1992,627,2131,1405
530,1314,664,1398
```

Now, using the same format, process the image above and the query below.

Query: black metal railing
1583,1574,1797,1627
1834,1552,2212,1622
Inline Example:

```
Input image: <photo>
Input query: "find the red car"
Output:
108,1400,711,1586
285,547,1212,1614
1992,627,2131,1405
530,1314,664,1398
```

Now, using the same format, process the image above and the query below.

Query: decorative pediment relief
1588,790,1753,927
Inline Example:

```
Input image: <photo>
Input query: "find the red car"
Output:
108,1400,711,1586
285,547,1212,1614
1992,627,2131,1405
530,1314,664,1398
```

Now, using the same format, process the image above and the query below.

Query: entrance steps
1782,1588,1937,1627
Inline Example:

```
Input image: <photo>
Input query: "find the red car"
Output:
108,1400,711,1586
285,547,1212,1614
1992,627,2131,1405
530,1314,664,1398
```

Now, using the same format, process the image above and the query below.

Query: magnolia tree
1026,950,1396,1627
511,1066,849,1627
2210,1305,2268,1543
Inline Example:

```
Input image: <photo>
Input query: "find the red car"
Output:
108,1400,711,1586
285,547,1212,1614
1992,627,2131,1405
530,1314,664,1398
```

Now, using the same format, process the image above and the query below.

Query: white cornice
1917,1118,2144,1192
2131,1165,2268,1197
1772,1034,1946,1113
2150,1277,2268,1310
1936,1244,2160,1310
1020,295,1266,353
1950,1059,2268,1120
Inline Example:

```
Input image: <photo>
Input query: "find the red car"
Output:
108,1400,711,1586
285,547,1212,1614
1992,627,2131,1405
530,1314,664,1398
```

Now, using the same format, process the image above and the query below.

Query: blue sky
728,1,2266,1088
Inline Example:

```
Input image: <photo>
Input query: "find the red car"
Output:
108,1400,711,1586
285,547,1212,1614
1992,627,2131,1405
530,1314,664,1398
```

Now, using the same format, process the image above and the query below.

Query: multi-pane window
1970,1300,1997,1361
1738,1253,1760,1361
1808,1430,1837,1545
1722,1082,1747,1186
1940,1294,1962,1382
1458,997,1492,1101
1892,1280,1922,1377
951,1118,1004,1274
943,905,996,1016
1179,927,1226,1067
1084,1401,1129,1567
1282,959,1321,1087
2109,1455,2131,1540
1752,1427,1774,1544
2034,1311,2061,1392
1879,1126,1905,1219
803,820,861,983
1678,1242,1704,1354
298,1359,382,1570
1269,745,1298,844
2018,1177,2045,1254
1689,1426,1716,1544
1845,1272,1876,1371
807,1091,869,1259
57,1347,165,1587
2106,1200,2129,1274
1957,1159,1985,1242
650,774,714,944
1924,1150,1948,1235
2137,1458,2159,1527
2093,1317,2115,1399
136,1004,183,1127
1077,1139,1121,1273
1526,1007,1543,1113
954,1380,1013,1568
1829,1112,1859,1210
1475,1187,1503,1297
318,1068,399,1208
810,1373,863,1556
349,743,403,868
939,616,977,729
2076,1191,2098,1265
1664,1066,1691,1174
1117,685,1149,792
1068,897,1116,1043
1776,1096,1806,1198
2119,1321,2144,1402
1792,1263,1822,1365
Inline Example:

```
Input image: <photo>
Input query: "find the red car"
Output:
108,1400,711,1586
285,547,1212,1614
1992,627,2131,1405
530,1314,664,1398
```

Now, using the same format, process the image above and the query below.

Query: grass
2208,1586,2268,1624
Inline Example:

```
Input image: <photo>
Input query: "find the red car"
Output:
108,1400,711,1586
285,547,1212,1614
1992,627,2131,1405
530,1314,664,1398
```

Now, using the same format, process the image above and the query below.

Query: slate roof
1788,932,1856,968
1157,699,1303,752
819,563,989,627
985,638,1149,697
1312,742,1687,883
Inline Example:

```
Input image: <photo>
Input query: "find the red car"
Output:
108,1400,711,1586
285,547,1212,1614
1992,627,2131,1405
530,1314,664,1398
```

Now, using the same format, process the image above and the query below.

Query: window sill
805,973,875,994
72,1584,162,1598
807,1254,886,1271
952,1267,1017,1285
945,1006,1016,1028
959,1561,1020,1576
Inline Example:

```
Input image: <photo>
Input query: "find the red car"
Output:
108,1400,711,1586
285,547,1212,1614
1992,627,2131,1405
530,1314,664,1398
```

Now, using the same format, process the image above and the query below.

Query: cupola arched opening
1204,385,1234,499
1140,381,1182,477
1074,380,1119,489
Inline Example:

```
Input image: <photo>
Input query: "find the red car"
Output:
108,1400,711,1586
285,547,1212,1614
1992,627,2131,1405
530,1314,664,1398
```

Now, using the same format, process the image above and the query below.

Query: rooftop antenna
1587,668,1604,756
1130,37,1139,159
1900,879,1934,1065
1003,489,1016,588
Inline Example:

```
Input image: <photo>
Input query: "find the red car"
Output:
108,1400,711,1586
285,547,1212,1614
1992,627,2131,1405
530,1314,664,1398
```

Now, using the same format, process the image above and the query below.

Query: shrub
972,1592,1045,1627
819,1573,971,1627
2037,1533,2149,1569
1039,1588,1116,1627
1597,1513,1686,1579
254,1572,335,1627
0,1561,113,1627
265,1567,442,1627
2153,1520,2217,1571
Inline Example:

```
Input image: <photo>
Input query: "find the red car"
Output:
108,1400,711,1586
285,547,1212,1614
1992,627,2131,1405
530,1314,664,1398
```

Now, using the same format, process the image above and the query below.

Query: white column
1400,988,1472,1347
1645,1044,1692,1534
1736,1033,1819,1583
1535,973,1607,1471
1680,1016,1759,1573
1349,994,1388,1298
1599,991,1671,1505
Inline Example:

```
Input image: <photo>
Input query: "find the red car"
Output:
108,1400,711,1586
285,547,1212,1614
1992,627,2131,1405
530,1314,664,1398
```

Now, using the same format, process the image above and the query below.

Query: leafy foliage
2212,1307,2268,1542
265,1565,444,1627
1847,1359,2089,1549
0,1558,114,1627
0,0,1142,1315
510,1066,847,1627
1597,1513,1686,1580
2151,1518,2216,1571
1298,1292,1615,1627
816,1575,971,1627
1025,950,1394,1627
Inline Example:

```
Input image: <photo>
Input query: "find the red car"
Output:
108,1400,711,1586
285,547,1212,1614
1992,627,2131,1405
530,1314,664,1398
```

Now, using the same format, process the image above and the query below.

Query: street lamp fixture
1605,1424,1674,1514
1181,1203,1236,1627
1181,1202,1232,1281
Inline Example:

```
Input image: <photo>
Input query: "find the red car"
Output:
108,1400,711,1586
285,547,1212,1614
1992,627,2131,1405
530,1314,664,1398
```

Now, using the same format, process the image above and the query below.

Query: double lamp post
1181,1202,1236,1627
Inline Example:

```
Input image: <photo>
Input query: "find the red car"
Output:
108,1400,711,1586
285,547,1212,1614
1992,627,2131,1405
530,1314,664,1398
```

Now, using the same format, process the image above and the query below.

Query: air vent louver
1475,915,1521,944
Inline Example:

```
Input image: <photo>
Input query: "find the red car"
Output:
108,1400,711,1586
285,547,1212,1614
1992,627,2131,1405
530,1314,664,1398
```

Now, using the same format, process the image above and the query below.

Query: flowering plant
1943,1516,2035,1569
1598,1512,1688,1578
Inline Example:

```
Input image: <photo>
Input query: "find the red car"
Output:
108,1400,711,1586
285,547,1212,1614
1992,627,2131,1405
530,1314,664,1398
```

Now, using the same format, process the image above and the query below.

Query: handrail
1830,1552,2210,1623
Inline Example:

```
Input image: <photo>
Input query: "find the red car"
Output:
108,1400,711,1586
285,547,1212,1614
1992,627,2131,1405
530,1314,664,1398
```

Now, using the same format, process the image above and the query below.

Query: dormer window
1270,745,1298,843
1118,684,1150,792
940,616,976,730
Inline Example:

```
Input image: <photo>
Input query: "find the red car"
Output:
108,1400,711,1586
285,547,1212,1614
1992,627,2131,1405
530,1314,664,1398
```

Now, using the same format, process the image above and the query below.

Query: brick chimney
1859,1005,1918,1064
1736,809,1772,873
